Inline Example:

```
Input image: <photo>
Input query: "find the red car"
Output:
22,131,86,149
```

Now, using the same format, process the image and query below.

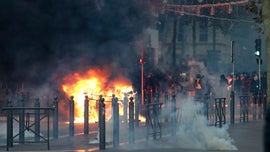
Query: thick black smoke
0,0,153,89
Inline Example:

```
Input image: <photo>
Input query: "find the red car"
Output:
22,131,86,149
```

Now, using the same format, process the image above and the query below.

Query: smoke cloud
0,0,153,90
176,99,237,150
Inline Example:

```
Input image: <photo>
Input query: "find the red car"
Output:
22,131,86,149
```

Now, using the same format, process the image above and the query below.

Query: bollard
19,95,25,143
35,98,40,141
112,94,119,148
69,96,75,136
135,94,140,127
129,97,134,144
53,97,59,139
230,91,235,124
123,93,128,127
84,95,89,134
99,95,106,150
7,100,13,148
171,94,176,136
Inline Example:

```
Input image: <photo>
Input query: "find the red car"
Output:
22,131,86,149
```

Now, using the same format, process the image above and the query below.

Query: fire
62,68,133,123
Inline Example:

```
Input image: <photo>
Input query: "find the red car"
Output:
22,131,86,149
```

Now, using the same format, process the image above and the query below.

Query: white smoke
176,98,237,150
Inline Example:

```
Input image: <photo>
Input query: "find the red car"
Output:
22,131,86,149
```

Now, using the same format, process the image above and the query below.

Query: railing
2,107,54,151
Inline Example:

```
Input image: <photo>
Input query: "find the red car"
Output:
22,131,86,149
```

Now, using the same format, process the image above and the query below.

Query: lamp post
230,40,235,124
140,49,144,105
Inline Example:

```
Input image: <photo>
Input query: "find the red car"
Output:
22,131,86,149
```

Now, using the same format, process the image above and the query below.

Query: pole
53,97,59,139
129,97,134,144
84,95,89,134
69,96,75,136
258,56,262,119
171,94,176,136
146,102,150,140
19,94,25,143
35,98,40,141
99,95,106,150
230,40,235,124
112,94,119,148
230,91,235,124
135,94,139,127
231,40,235,91
141,49,144,105
172,12,177,66
7,100,13,149
123,94,128,127
258,57,261,91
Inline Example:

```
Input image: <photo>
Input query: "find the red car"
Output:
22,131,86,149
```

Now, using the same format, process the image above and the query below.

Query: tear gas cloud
120,96,237,151
175,98,237,150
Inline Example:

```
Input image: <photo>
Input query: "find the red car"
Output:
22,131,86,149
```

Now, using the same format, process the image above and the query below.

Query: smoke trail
176,98,237,150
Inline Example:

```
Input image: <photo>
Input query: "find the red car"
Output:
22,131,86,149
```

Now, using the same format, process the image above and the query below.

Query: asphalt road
0,119,264,152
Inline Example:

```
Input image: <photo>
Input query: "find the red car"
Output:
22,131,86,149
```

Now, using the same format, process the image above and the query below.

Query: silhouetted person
194,74,204,101
234,74,241,94
219,74,228,98
261,72,267,94
220,74,228,86
250,73,259,104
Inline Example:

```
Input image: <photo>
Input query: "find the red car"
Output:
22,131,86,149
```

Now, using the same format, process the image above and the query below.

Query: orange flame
62,68,133,123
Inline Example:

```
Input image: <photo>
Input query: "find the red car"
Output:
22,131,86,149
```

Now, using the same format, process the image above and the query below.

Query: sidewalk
0,120,264,152
101,120,264,152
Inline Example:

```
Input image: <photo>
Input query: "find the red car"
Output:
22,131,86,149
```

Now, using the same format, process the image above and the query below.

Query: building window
199,19,208,41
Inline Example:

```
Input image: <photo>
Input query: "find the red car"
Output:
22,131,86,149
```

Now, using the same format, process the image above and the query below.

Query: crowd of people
170,71,267,103
143,70,267,103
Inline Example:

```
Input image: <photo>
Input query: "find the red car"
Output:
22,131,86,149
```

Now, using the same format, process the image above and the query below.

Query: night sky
0,0,153,89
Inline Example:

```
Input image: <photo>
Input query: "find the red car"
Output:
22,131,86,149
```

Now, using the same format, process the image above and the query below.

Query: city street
0,119,264,152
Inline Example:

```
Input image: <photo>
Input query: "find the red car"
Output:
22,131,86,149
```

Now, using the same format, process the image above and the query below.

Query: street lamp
140,49,144,105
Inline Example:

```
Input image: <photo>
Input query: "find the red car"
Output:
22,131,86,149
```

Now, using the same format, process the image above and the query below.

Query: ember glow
62,68,133,123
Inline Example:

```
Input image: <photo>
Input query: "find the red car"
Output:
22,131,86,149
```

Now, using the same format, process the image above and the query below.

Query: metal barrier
239,95,249,122
251,92,265,120
214,98,226,128
2,106,54,151
145,103,163,140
